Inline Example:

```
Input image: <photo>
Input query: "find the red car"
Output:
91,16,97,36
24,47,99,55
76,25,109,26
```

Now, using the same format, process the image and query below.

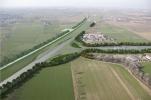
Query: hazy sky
0,0,150,9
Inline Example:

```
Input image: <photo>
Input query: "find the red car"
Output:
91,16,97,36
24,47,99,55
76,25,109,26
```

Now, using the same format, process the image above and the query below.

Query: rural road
0,39,73,86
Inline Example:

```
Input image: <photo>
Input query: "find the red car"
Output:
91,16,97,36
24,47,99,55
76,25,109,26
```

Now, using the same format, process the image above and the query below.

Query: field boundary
106,61,151,95
71,65,78,100
127,69,151,96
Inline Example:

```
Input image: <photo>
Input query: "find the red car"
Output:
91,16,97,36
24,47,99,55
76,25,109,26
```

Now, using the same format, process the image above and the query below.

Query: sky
0,0,150,9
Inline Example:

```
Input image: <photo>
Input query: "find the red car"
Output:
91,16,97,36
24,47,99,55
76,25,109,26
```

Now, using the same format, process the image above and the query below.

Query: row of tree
0,52,80,98
82,48,151,54
71,42,81,48
89,22,96,27
75,31,86,42
0,62,43,98
48,52,81,66
82,42,151,47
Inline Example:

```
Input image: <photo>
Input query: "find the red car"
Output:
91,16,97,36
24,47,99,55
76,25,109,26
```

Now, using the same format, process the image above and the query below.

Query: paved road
0,18,86,70
0,18,87,86
0,29,74,70
0,39,73,86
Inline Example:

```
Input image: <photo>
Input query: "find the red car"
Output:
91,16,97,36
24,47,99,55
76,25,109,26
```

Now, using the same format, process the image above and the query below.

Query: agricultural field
3,63,75,100
106,22,151,42
87,22,147,42
87,9,151,42
106,21,151,42
1,22,65,60
142,62,151,75
102,10,151,41
102,12,151,41
72,57,151,100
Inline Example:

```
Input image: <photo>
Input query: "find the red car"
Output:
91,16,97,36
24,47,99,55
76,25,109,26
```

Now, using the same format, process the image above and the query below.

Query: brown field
107,21,151,41
134,32,151,41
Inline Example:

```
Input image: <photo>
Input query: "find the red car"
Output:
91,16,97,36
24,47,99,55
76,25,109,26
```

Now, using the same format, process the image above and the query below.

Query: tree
90,22,96,27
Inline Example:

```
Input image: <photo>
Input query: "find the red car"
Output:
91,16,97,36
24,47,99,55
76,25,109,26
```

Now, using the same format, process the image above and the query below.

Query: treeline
71,18,87,29
81,42,151,47
0,52,80,98
90,22,96,27
81,48,151,54
71,42,81,48
75,31,85,42
48,52,81,66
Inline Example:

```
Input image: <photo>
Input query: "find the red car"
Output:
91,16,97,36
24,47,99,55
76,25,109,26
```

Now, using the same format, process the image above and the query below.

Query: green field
93,23,147,42
72,57,151,100
3,63,75,100
142,62,151,75
0,39,64,82
0,20,90,82
1,22,66,61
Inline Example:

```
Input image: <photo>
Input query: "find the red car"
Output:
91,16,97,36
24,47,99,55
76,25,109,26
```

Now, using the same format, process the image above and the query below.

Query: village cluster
82,32,114,43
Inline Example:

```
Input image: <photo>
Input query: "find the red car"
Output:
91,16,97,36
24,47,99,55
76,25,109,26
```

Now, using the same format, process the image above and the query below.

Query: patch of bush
71,42,81,48
90,22,96,27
